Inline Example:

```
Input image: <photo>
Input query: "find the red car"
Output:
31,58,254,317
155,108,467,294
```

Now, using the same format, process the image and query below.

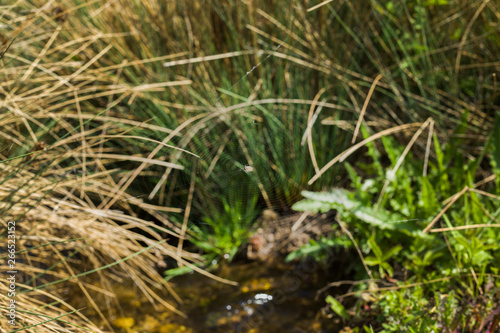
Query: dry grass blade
308,122,425,185
0,99,216,331
256,8,310,49
469,188,500,201
423,186,469,233
98,135,199,158
132,80,192,92
352,73,384,144
291,211,310,232
0,278,103,332
337,218,374,281
302,88,327,174
88,153,184,170
429,188,500,232
48,242,113,331
473,174,497,188
177,161,197,267
163,50,256,68
430,224,500,232
245,24,310,59
307,0,335,12
376,118,433,208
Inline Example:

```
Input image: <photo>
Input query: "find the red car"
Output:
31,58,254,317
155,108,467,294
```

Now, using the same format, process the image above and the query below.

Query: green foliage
163,266,194,281
5,0,496,271
292,121,500,329
375,285,500,333
377,287,433,332
189,195,259,261
365,235,402,278
326,295,351,320
2,0,499,330
293,189,427,238
285,232,351,262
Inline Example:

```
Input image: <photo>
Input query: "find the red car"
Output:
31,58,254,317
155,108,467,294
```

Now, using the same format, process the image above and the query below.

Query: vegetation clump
0,0,499,331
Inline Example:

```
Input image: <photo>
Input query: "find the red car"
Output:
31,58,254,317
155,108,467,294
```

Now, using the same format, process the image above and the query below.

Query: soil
246,209,334,261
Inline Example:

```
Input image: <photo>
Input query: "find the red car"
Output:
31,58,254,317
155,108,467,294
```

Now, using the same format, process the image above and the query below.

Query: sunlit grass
0,0,499,331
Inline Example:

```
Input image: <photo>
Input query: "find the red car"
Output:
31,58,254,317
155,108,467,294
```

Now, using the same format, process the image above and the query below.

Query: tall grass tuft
0,0,499,329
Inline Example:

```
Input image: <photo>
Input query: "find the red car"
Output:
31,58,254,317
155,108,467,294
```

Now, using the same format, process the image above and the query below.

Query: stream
108,259,342,332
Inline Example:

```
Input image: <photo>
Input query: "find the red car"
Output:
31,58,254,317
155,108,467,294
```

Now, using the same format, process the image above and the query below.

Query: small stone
112,317,135,330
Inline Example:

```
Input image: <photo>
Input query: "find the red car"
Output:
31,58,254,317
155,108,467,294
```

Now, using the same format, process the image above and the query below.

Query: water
157,260,341,332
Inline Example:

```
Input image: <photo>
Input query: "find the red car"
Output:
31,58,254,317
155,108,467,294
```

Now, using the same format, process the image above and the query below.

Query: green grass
1,0,499,330
291,118,500,330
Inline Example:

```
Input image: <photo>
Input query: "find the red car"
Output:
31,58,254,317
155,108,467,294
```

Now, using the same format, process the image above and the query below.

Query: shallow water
160,259,340,333
98,258,344,332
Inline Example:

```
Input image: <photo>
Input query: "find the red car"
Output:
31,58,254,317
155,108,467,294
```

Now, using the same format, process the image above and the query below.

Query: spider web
134,6,351,226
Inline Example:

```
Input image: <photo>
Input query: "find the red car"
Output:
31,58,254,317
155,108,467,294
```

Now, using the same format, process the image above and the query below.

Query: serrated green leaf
300,190,430,239
291,199,333,213
301,189,351,206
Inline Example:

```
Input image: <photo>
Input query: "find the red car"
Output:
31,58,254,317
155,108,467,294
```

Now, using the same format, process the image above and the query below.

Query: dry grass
0,0,498,331
0,121,208,330
1,1,258,329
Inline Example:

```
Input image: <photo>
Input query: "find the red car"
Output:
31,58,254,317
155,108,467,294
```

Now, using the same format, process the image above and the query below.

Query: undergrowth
292,117,500,331
0,0,499,331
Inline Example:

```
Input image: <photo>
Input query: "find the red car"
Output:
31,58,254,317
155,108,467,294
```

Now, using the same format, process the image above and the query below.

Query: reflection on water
154,260,339,332
91,259,343,332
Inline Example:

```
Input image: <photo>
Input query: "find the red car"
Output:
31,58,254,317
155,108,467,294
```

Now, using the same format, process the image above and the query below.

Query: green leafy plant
189,195,259,261
2,0,499,330
292,120,500,329
377,287,433,332
365,235,402,278
326,295,351,320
